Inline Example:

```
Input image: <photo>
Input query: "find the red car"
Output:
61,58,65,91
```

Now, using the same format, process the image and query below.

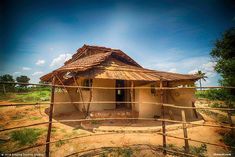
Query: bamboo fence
0,81,234,157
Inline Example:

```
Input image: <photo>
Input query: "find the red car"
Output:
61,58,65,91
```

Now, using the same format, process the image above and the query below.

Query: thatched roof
40,45,200,82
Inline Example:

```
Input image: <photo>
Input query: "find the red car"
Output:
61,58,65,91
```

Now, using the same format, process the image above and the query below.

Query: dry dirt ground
0,101,232,157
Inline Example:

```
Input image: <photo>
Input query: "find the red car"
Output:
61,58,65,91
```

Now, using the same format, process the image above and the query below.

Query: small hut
41,45,200,120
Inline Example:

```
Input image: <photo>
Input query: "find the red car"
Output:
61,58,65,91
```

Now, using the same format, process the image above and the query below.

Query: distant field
0,89,50,103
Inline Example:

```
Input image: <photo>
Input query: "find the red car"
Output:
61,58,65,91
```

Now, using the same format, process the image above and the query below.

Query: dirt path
48,125,228,157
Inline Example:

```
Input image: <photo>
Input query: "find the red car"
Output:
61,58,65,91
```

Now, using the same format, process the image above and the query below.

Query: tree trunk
199,79,202,90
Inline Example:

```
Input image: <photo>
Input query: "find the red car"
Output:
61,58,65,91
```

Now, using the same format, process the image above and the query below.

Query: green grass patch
29,116,42,120
100,147,133,157
167,143,207,157
210,102,225,108
196,89,228,101
51,127,57,133
189,144,207,157
55,140,66,147
0,90,50,103
10,128,43,146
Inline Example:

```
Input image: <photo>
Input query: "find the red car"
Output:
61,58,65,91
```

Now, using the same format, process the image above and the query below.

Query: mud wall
53,92,77,116
166,88,196,120
135,83,162,118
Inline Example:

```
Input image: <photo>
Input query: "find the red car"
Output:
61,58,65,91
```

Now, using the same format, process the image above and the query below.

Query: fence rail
0,101,234,111
1,117,235,133
0,81,234,156
1,81,235,89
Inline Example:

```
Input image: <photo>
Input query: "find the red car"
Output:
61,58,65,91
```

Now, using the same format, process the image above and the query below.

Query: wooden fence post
181,110,189,153
192,101,198,119
3,84,6,94
162,106,167,155
160,80,167,155
130,81,135,117
227,109,235,137
45,76,55,157
86,79,93,117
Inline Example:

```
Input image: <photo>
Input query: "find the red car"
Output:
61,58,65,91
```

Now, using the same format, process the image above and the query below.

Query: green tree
0,74,15,92
16,75,30,87
196,70,208,90
210,27,235,103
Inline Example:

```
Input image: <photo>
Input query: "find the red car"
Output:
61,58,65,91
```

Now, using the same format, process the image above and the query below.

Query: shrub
210,102,224,108
221,132,235,154
10,128,43,145
166,143,207,157
196,89,228,101
222,132,235,146
117,148,133,157
189,144,207,157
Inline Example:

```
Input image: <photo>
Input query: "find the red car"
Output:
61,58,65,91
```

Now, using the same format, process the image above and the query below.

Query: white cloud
13,72,21,75
187,61,217,86
146,55,209,74
201,62,216,77
168,68,177,73
188,69,196,74
36,59,45,66
22,67,31,71
188,61,216,77
142,52,218,86
50,53,72,67
32,71,43,76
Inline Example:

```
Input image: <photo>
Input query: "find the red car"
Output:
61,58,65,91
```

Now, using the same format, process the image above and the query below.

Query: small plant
51,127,57,133
10,128,43,145
101,147,133,157
91,120,100,125
189,144,207,157
118,147,133,157
166,143,207,157
55,140,65,147
11,114,24,120
29,116,41,120
210,102,223,108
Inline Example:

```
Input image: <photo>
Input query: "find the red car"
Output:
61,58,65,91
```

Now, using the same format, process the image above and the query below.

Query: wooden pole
130,81,134,117
73,76,86,113
181,110,189,153
160,79,167,155
45,76,56,157
192,101,198,119
86,79,93,117
55,75,65,93
227,109,235,137
2,84,6,94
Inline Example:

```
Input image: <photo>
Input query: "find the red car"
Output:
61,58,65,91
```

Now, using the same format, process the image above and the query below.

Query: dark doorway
116,80,125,108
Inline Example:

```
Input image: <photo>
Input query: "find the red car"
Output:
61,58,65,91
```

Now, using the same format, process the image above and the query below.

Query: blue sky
0,0,235,85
